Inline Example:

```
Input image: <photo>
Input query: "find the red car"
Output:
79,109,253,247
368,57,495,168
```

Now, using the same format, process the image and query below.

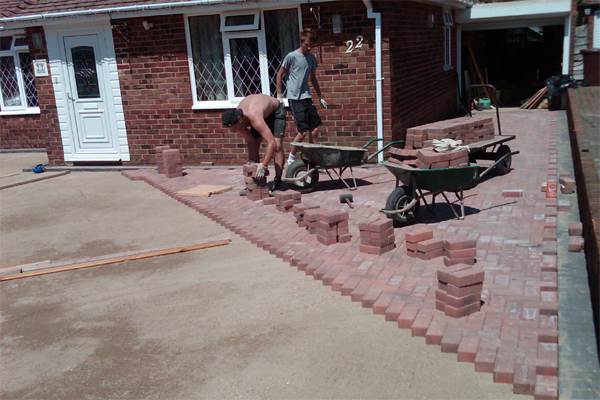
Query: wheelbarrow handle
281,167,319,183
365,140,404,162
361,138,383,149
379,198,418,215
477,151,520,181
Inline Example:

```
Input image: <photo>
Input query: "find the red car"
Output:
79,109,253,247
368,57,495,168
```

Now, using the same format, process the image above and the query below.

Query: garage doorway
462,25,564,107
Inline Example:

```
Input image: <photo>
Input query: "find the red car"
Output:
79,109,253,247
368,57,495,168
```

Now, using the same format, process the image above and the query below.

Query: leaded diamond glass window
0,35,39,112
187,7,299,106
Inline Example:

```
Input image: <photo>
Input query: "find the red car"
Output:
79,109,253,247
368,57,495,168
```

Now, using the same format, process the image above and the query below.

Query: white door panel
63,34,119,157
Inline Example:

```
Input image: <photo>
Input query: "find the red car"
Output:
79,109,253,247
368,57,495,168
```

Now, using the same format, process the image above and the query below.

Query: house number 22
345,35,363,53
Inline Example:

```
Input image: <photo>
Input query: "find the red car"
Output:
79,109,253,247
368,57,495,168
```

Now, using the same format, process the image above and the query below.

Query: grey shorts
250,103,286,139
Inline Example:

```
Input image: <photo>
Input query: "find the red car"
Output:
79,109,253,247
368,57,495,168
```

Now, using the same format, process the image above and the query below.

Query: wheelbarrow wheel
495,145,512,175
285,159,319,193
385,185,420,227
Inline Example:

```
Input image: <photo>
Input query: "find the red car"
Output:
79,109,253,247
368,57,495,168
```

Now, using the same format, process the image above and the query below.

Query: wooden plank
178,184,232,197
0,239,231,281
0,172,20,179
0,171,70,190
466,44,491,100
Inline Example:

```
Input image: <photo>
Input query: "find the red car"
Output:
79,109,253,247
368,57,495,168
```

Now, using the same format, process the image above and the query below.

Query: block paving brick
123,111,561,396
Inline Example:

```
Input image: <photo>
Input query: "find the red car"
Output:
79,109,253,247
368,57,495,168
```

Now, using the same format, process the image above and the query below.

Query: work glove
319,96,328,109
254,163,267,180
277,93,284,104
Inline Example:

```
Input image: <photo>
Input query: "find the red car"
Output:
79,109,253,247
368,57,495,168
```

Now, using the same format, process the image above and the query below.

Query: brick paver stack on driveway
123,110,567,398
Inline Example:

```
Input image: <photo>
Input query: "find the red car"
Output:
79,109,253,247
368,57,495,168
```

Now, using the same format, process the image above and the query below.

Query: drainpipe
363,0,384,163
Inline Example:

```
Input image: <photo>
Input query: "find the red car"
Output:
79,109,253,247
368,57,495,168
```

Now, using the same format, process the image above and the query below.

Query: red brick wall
378,1,458,143
300,2,382,149
2,1,457,166
113,14,243,165
0,27,64,164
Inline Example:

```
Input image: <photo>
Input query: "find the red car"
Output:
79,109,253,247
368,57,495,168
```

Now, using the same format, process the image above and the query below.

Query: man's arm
310,71,327,108
248,116,277,168
276,66,287,101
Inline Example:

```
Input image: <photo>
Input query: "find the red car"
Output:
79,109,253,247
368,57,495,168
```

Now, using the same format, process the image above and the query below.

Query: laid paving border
555,112,600,399
123,111,562,398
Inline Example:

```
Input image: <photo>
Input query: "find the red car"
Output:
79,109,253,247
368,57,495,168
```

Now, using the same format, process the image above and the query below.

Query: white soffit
456,0,571,30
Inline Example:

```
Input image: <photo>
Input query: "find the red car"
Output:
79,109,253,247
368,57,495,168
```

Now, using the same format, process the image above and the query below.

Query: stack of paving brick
443,237,477,266
405,229,444,260
292,203,319,227
274,190,301,212
162,148,183,178
315,210,351,245
242,164,270,201
387,147,418,166
359,218,396,255
436,264,483,318
303,208,322,234
155,145,170,174
405,115,494,149
568,221,585,252
415,148,470,169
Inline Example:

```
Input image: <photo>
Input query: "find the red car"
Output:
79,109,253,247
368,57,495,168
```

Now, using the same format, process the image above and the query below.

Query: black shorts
289,99,322,132
250,103,286,139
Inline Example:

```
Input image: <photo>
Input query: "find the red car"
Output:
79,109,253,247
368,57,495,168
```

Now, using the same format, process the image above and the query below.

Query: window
443,26,452,68
0,34,39,113
187,8,299,108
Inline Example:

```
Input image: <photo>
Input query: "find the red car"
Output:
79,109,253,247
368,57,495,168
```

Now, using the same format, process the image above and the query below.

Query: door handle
66,91,74,101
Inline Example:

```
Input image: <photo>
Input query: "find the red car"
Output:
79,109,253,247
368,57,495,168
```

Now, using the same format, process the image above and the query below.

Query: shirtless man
222,94,285,190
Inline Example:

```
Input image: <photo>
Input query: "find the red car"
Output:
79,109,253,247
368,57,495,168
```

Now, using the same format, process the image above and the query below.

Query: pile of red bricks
315,210,351,245
292,203,320,227
568,221,585,252
273,190,301,212
405,229,443,260
443,237,477,266
405,115,494,149
157,146,183,178
358,218,395,255
415,148,470,169
156,145,170,174
242,164,270,201
387,148,418,165
436,264,483,318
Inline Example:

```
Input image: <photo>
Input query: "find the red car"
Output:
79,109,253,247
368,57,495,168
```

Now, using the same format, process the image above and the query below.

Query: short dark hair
299,28,317,43
222,109,243,127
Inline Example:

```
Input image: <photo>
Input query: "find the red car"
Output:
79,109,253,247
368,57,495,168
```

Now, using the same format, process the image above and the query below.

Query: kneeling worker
222,94,285,192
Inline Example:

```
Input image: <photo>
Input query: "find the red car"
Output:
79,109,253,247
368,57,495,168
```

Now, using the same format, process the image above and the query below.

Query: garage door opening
462,25,565,108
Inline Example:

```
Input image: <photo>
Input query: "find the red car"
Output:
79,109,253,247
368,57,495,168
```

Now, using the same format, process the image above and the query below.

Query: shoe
269,177,283,195
239,188,247,196
284,158,294,169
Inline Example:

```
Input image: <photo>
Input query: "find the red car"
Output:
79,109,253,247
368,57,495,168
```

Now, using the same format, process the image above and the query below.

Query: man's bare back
237,94,280,124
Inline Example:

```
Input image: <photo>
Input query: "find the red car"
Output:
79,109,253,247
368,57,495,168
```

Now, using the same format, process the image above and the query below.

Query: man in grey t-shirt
276,28,327,168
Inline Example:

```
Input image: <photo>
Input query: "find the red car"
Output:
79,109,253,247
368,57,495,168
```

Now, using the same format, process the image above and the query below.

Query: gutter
0,0,249,23
363,0,384,163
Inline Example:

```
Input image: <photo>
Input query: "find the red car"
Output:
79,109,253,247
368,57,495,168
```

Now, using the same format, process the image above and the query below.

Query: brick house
0,0,575,166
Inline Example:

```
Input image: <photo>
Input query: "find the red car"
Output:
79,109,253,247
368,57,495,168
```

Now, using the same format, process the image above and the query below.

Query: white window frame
443,26,453,70
443,9,453,27
220,10,260,32
223,30,269,103
0,32,40,115
185,6,301,110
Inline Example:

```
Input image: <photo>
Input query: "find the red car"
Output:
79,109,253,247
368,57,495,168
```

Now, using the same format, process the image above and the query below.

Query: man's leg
308,127,319,144
274,137,284,179
247,137,261,164
286,130,308,166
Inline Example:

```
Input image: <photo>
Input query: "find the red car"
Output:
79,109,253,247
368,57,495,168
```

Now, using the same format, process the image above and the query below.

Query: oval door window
71,46,100,98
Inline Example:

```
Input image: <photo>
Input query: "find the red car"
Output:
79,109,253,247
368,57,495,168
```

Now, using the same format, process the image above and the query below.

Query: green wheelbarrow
282,138,403,192
380,149,519,226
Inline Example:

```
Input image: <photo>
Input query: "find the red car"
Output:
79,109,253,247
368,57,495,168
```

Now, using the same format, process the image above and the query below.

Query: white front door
63,33,120,158
47,23,129,162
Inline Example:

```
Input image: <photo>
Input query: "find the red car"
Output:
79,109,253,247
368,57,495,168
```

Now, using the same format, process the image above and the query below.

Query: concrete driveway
0,152,520,399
